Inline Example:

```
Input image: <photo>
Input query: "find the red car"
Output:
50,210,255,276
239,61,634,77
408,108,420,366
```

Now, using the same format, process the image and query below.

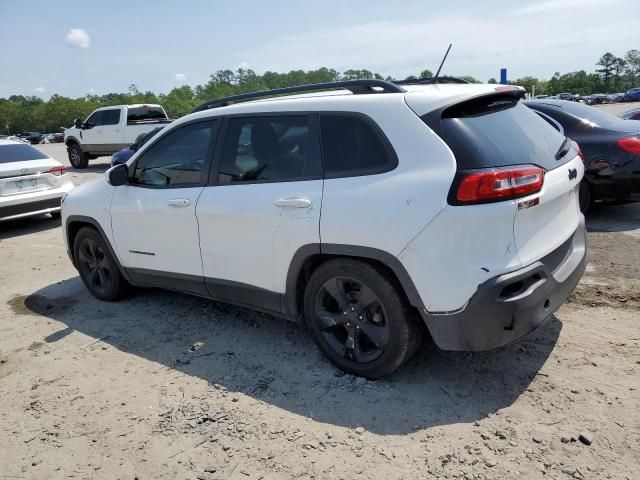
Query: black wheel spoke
97,269,107,287
323,278,350,308
88,269,99,286
78,248,93,265
359,321,388,348
355,285,378,313
317,309,348,330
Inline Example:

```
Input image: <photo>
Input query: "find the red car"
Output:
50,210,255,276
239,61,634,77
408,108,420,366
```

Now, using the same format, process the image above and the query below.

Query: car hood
0,158,62,178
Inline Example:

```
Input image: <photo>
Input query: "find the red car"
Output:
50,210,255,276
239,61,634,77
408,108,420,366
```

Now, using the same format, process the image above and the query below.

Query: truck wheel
303,259,422,378
579,180,592,213
68,143,88,169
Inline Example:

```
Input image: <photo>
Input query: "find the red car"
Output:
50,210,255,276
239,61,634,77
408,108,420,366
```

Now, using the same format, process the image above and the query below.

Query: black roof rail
396,76,470,85
191,79,405,113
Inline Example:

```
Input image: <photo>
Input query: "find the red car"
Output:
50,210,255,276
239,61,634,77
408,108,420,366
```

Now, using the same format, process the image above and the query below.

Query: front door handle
274,197,312,208
167,198,191,208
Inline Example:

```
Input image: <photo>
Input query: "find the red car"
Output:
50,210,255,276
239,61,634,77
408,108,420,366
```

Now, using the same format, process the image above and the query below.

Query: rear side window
127,106,167,124
320,114,397,177
0,144,47,164
432,95,566,171
218,115,321,184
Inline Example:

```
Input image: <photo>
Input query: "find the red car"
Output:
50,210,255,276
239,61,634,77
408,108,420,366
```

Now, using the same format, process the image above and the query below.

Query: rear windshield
0,144,48,164
431,95,567,171
127,106,167,123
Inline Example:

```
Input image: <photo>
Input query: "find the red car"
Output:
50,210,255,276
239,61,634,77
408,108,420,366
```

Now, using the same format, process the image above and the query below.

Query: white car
61,79,587,378
64,104,171,169
0,139,74,222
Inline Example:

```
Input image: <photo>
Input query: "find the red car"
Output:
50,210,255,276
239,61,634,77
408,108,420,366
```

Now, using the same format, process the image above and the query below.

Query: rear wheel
303,259,422,378
579,180,592,213
74,227,128,301
68,143,88,169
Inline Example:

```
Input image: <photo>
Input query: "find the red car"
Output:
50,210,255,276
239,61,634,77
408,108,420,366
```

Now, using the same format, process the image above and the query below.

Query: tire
579,180,592,214
67,143,88,169
303,259,422,378
73,227,129,301
49,210,61,219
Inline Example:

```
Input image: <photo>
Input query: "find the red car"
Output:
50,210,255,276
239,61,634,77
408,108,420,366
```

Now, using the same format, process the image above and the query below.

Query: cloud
516,0,607,14
237,61,251,70
34,86,46,94
174,73,187,83
66,28,90,48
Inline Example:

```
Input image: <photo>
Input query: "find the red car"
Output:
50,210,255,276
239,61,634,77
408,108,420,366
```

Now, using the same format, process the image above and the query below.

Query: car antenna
433,43,452,84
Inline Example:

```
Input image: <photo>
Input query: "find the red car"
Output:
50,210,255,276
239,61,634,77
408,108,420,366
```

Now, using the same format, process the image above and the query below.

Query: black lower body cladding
422,216,587,351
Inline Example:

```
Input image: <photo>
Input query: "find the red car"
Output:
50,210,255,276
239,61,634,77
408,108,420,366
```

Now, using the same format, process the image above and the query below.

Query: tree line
1,50,638,135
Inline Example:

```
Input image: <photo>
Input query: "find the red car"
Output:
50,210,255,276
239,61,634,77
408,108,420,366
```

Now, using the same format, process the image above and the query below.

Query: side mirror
105,164,129,186
73,118,81,128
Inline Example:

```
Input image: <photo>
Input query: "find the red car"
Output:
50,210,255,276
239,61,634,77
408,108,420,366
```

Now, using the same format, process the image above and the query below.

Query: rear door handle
167,198,191,208
274,197,312,208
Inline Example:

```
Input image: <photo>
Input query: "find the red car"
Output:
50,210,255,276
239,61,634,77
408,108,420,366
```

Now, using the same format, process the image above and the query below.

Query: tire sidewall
303,259,414,378
579,180,592,213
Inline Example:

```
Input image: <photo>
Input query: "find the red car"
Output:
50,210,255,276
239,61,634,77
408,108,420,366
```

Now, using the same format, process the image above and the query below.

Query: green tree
624,49,640,87
596,52,617,88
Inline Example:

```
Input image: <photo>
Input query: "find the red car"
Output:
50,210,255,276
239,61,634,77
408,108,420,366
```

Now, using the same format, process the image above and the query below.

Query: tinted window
534,111,563,133
127,106,167,123
320,115,396,177
133,121,215,186
0,144,48,164
86,111,105,126
218,115,320,184
436,96,566,170
103,109,120,125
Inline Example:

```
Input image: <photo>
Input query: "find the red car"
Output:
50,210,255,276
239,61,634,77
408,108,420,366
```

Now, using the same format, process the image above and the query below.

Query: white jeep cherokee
61,79,587,378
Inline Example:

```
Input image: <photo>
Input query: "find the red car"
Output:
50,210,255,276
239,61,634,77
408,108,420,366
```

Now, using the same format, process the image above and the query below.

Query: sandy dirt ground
0,103,639,479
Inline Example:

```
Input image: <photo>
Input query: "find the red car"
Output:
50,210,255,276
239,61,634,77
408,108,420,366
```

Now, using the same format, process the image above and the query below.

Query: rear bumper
422,216,587,351
0,182,73,221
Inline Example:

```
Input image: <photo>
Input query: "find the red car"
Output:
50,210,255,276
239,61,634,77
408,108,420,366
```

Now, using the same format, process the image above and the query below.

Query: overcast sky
0,0,638,99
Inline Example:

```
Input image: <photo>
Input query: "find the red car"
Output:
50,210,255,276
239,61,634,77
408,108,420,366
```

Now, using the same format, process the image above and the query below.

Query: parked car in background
623,88,640,102
44,132,64,143
64,104,171,169
556,93,575,101
525,99,640,212
621,108,640,121
0,139,74,221
111,127,164,166
17,132,44,144
608,92,625,103
62,80,586,377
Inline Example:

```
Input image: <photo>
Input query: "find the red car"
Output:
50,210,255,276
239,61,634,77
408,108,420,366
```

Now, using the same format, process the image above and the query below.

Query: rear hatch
0,144,65,197
415,91,583,267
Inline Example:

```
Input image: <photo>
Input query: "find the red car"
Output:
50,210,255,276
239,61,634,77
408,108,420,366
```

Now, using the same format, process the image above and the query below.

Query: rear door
196,114,323,309
424,93,583,267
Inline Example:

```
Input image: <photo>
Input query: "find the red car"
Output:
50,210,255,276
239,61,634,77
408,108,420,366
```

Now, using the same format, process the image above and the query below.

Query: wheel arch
65,215,133,283
285,244,425,319
65,136,81,148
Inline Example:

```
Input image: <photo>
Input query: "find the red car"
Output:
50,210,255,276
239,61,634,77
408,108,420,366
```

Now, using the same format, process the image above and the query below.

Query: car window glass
319,114,396,177
218,115,320,184
133,121,215,187
103,109,120,125
0,144,48,164
86,111,104,126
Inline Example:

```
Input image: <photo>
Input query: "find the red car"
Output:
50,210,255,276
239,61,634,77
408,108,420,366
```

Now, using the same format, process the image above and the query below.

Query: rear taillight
455,165,544,205
47,166,66,176
617,137,640,155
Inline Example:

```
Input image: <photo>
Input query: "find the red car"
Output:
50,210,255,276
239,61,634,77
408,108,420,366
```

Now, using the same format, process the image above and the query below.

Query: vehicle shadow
19,277,561,435
586,201,640,233
0,214,60,240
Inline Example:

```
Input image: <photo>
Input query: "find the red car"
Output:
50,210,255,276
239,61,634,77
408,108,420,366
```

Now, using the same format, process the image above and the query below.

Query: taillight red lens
456,165,544,204
617,137,640,155
47,166,66,176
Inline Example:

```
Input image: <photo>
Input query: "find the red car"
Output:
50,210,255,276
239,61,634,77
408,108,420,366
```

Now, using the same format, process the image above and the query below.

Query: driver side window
85,111,105,127
133,121,216,187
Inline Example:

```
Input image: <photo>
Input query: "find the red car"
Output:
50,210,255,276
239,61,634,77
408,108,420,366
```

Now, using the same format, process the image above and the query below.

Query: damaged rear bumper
422,216,587,351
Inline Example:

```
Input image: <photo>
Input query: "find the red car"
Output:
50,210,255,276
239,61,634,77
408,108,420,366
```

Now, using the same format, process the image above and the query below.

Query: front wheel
74,227,129,301
303,259,422,378
67,143,88,169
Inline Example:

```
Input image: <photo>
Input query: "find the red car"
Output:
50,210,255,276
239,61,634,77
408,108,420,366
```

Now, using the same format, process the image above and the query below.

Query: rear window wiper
555,137,572,160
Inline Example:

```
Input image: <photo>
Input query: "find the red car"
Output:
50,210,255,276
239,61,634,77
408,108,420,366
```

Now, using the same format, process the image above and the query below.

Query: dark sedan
525,99,640,212
17,132,44,144
621,108,640,121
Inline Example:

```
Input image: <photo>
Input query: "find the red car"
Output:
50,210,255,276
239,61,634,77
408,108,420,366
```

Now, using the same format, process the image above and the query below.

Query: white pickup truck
64,104,171,168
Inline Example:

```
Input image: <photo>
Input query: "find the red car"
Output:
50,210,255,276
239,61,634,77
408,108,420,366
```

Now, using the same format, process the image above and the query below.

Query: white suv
61,79,587,378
